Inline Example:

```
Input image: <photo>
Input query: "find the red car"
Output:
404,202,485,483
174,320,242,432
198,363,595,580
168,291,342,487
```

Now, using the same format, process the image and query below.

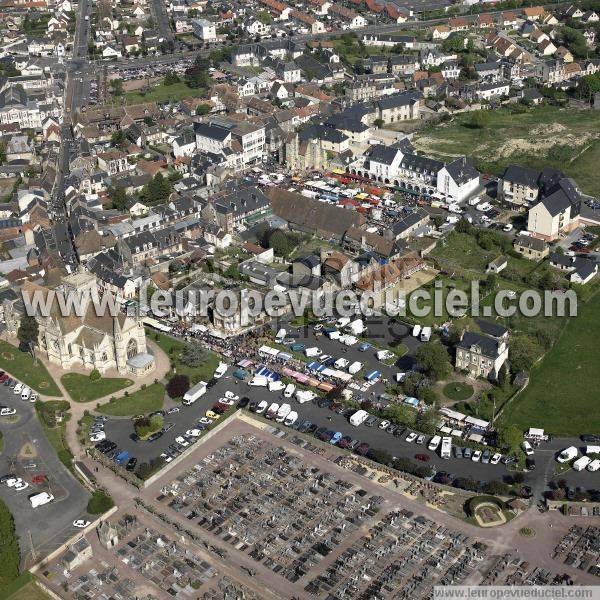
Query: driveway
0,387,90,568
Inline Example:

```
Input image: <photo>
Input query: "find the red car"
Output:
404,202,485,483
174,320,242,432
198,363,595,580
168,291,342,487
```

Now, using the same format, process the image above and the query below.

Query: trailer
29,492,54,508
349,409,369,426
441,437,452,459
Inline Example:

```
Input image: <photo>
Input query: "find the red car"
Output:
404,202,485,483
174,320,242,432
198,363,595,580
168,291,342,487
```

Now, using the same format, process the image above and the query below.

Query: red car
355,442,370,456
415,453,430,462
0,374,7,383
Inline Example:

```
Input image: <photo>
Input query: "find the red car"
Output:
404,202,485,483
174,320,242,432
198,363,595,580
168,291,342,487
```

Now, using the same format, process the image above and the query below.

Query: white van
283,383,296,398
420,327,432,342
214,362,228,379
428,435,441,452
29,492,54,508
556,446,578,463
587,459,600,472
275,403,291,422
573,456,592,471
21,386,31,401
266,403,279,419
255,400,268,414
342,335,357,346
349,409,369,426
412,324,421,337
284,411,298,427
249,375,268,387
275,328,286,342
348,361,363,375
305,347,322,358
13,383,23,395
268,380,285,392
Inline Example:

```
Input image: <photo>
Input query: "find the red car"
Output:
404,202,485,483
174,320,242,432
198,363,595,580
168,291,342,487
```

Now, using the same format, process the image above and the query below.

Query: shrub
135,415,164,438
166,374,190,399
89,369,101,381
87,490,114,514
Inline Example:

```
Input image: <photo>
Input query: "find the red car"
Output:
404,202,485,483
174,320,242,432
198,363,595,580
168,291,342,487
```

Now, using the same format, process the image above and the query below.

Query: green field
96,383,165,416
124,82,206,104
0,341,60,396
413,106,600,195
443,382,474,401
504,293,600,436
61,373,133,403
149,330,219,384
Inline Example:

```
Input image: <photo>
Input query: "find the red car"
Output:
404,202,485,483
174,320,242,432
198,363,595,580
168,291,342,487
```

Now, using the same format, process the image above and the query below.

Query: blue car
358,343,372,352
330,432,343,445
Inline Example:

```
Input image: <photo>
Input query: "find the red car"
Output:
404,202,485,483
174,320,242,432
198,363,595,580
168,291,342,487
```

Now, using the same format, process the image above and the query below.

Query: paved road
0,388,90,568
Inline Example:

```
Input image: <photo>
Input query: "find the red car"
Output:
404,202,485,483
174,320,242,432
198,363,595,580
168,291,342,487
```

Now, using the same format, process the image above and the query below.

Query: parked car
73,520,91,528
471,450,482,462
522,441,534,456
355,442,370,456
415,453,430,462
416,434,425,445
405,432,418,443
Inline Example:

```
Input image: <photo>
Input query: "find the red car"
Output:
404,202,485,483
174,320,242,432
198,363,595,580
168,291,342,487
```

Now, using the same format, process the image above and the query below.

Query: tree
257,10,272,24
108,184,127,211
415,342,452,381
580,72,600,102
17,315,38,352
166,374,190,398
373,118,384,128
142,173,171,204
466,110,490,129
185,55,210,89
268,230,298,257
497,424,522,456
87,490,114,514
181,342,207,368
110,130,126,148
509,334,543,373
383,403,417,427
109,78,124,96
442,35,467,53
196,103,211,115
482,480,509,496
164,72,180,86
89,369,101,381
416,408,440,435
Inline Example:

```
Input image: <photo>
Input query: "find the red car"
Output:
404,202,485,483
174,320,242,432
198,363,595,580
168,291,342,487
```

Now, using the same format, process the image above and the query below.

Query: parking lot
0,386,91,567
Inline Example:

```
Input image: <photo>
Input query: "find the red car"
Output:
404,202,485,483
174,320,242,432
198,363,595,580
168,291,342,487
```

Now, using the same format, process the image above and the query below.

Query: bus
441,437,452,459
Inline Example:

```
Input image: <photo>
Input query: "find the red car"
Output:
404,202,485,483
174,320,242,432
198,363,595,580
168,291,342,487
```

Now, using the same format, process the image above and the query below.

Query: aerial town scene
0,0,599,596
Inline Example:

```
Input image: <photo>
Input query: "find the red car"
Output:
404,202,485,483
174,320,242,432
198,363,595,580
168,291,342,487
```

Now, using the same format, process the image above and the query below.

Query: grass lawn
124,81,206,104
3,575,53,600
35,400,73,471
149,330,219,384
443,382,474,401
0,341,60,396
96,383,164,416
61,373,133,403
504,292,600,436
412,106,600,195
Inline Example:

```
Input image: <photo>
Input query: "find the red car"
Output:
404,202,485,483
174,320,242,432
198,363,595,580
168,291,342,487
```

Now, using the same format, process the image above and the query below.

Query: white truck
275,403,291,422
420,327,432,342
182,381,207,405
349,409,369,426
573,456,592,472
29,492,54,508
348,361,363,375
556,446,578,463
441,437,452,459
428,435,441,452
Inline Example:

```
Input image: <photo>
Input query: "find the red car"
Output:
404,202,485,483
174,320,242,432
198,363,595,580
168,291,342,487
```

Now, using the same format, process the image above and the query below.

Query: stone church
12,272,154,376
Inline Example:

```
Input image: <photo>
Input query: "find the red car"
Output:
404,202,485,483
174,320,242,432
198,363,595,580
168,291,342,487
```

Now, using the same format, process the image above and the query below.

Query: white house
192,18,217,41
